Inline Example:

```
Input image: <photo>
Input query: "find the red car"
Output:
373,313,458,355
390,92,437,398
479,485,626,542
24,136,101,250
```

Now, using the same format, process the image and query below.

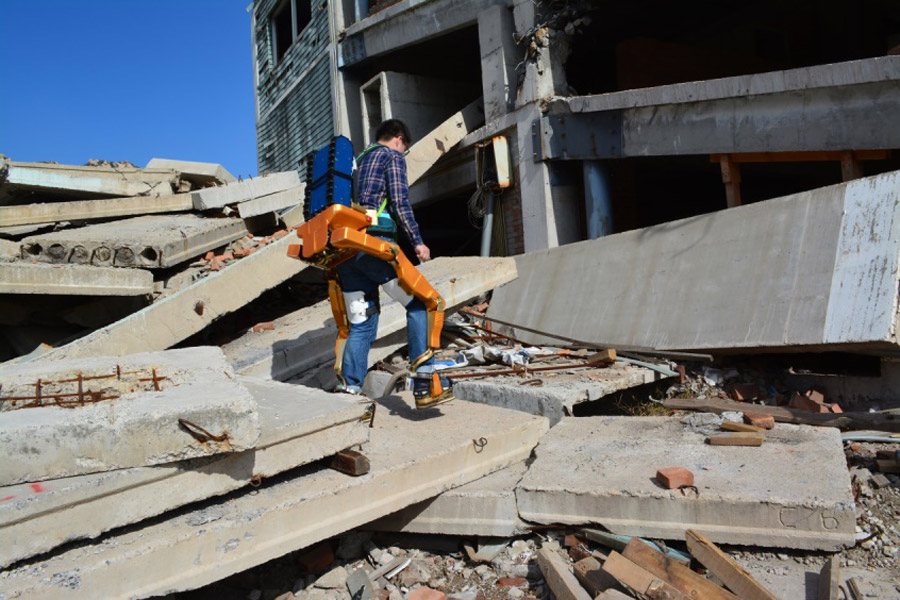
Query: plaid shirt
356,144,424,247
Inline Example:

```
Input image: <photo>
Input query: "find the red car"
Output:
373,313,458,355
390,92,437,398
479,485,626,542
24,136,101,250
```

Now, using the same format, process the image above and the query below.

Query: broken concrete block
0,377,368,569
236,186,304,219
0,160,180,202
655,467,694,489
146,158,236,185
27,235,308,363
20,214,248,268
0,263,153,296
0,192,194,228
1,396,548,598
0,347,259,486
226,256,517,381
190,171,301,210
516,417,855,550
367,462,529,537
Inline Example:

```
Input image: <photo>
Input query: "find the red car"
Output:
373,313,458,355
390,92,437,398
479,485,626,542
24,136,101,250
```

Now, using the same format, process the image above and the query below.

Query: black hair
375,119,412,145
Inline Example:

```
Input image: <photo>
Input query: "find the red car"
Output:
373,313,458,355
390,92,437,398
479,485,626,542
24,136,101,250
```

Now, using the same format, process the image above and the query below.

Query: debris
685,529,777,600
707,432,765,446
655,466,694,489
721,421,767,433
622,538,738,600
536,546,592,600
602,551,690,600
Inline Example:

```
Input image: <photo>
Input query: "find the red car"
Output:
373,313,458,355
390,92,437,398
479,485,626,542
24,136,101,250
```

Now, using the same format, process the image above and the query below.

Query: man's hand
415,244,431,262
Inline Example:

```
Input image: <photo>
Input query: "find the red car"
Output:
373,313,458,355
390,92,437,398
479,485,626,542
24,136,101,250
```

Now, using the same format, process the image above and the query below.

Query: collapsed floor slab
366,462,529,537
0,263,153,296
226,256,517,381
26,235,307,363
19,214,248,268
489,170,900,354
0,193,194,228
0,396,548,599
453,362,661,425
516,416,856,550
0,377,368,568
236,186,304,219
0,161,180,202
190,171,300,210
145,158,236,186
0,347,259,486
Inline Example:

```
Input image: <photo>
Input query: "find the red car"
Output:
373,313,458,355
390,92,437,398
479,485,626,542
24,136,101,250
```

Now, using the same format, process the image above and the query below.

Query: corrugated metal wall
255,0,334,174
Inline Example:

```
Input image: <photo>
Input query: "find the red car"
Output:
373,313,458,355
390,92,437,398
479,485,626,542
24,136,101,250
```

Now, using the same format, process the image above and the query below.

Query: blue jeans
336,249,432,391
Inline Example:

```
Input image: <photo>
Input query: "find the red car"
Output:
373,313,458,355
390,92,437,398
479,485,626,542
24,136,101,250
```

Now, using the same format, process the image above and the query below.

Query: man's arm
385,151,425,249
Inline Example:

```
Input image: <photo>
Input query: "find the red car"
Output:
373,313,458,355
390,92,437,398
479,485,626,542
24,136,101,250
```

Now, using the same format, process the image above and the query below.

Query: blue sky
0,0,259,178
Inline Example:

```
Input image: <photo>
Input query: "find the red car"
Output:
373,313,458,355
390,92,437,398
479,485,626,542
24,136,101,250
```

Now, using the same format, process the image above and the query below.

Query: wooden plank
663,397,900,433
840,151,864,182
818,556,840,600
721,421,766,433
707,432,765,446
537,547,592,600
622,539,739,600
875,459,900,474
587,348,617,365
330,449,370,476
602,552,690,600
685,530,777,600
574,557,619,596
719,155,742,208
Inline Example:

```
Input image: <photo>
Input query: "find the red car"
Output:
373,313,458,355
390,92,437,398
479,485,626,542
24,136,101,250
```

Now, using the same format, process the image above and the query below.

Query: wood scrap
622,539,739,600
721,421,766,433
817,556,840,600
707,432,765,446
602,551,690,600
536,547,592,600
685,530,777,600
573,557,621,596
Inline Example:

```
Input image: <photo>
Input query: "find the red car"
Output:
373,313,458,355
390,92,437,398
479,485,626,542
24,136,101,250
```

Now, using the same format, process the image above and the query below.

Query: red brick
655,466,694,489
731,383,759,402
497,577,527,587
805,389,826,404
204,251,215,261
407,587,447,600
296,541,334,573
676,364,687,384
252,321,275,332
272,230,288,239
828,403,843,413
209,258,221,272
234,248,253,258
564,534,582,547
569,545,591,562
789,392,829,413
849,443,862,452
743,412,775,430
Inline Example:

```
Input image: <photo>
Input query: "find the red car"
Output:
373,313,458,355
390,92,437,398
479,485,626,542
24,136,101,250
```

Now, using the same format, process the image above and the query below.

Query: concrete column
477,6,519,122
583,160,614,238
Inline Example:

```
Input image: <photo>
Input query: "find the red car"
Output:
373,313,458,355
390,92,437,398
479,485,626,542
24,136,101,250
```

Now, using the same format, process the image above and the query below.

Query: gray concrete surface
225,256,517,381
145,158,236,185
190,171,300,210
490,170,900,354
0,395,548,599
404,99,484,185
367,462,529,537
0,263,153,296
19,214,248,268
25,235,308,363
516,416,856,550
0,347,259,485
0,193,193,228
0,377,368,568
454,362,661,425
0,161,180,202
236,186,304,219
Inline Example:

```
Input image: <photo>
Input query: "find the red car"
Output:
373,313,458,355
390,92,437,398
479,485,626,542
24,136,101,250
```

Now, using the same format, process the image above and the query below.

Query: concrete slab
0,161,180,202
366,462,529,537
489,170,900,354
0,377,368,568
236,186,304,219
191,171,301,210
0,192,193,227
25,235,307,363
454,362,661,425
145,158,236,185
0,396,549,598
225,256,517,381
0,263,153,296
516,417,856,550
405,99,484,185
19,214,248,268
0,347,259,486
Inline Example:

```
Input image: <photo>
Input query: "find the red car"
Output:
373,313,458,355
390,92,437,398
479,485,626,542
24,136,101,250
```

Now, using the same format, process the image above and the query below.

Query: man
335,119,433,395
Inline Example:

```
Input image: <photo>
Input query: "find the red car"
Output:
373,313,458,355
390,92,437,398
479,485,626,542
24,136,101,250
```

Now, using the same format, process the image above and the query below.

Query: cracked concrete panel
0,347,259,485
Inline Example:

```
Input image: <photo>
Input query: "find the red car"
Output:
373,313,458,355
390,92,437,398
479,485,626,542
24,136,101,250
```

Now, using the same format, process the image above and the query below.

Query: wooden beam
574,557,620,597
663,397,900,433
718,154,742,208
622,539,739,600
537,547,593,600
710,150,890,163
818,556,840,600
602,552,690,600
685,530,777,600
840,151,865,182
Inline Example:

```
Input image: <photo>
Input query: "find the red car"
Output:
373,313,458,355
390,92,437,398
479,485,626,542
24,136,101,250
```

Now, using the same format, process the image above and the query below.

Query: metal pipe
480,189,494,257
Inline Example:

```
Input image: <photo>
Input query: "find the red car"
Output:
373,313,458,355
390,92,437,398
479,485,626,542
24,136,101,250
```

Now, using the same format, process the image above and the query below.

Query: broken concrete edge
145,158,236,184
191,171,301,210
0,377,369,569
0,263,154,296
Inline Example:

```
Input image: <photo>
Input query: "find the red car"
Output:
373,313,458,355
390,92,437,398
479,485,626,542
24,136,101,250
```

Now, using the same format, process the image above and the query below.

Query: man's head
376,119,412,154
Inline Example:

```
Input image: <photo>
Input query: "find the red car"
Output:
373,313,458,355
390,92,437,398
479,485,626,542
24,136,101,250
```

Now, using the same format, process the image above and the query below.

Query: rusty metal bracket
178,418,230,444
473,437,488,453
